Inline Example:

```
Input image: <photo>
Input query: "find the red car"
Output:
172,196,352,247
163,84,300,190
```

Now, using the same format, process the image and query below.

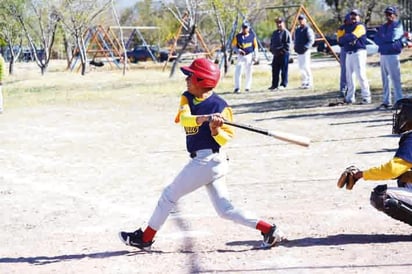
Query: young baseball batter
119,58,284,250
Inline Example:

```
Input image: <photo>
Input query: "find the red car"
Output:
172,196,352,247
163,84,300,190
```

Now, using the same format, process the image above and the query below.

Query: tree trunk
63,34,72,69
8,57,14,75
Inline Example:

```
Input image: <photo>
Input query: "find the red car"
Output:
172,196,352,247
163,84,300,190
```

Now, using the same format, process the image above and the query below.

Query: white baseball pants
297,51,312,87
345,49,371,103
234,53,254,90
380,54,403,105
148,149,258,231
387,185,412,206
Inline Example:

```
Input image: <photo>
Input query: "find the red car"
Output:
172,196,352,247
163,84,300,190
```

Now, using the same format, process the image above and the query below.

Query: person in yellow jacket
0,52,4,113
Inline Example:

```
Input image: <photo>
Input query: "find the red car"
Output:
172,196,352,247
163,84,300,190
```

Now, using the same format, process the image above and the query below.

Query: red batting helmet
180,58,221,88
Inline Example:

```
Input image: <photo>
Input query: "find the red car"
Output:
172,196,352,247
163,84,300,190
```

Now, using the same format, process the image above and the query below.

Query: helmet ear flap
393,99,412,134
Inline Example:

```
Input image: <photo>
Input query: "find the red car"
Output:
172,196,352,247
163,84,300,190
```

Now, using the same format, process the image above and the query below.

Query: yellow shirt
363,157,412,180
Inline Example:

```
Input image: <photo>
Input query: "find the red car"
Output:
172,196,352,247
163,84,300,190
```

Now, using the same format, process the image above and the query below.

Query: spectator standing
232,21,259,93
337,9,371,104
293,14,315,89
374,6,407,109
337,13,351,97
269,17,291,91
0,52,4,113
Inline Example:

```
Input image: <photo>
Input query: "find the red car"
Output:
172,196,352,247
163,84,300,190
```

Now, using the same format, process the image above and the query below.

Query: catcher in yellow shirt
338,98,412,225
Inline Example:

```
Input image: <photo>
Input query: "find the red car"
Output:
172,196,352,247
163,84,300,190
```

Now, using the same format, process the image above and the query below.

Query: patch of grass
3,53,412,110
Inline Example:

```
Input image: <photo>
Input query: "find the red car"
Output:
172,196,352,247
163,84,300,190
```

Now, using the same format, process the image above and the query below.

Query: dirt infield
0,60,411,274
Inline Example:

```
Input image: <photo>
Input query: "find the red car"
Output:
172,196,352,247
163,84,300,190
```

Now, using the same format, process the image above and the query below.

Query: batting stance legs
149,151,258,230
120,150,283,250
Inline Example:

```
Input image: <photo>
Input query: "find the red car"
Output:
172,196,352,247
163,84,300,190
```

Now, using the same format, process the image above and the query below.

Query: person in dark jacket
293,14,315,89
269,17,291,91
374,6,408,109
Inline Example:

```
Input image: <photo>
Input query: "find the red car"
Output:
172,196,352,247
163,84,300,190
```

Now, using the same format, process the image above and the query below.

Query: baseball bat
224,120,310,147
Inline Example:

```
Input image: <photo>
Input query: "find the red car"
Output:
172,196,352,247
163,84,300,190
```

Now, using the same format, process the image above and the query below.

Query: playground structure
69,25,166,72
69,5,339,74
162,11,213,74
289,5,340,62
69,25,123,72
110,26,164,62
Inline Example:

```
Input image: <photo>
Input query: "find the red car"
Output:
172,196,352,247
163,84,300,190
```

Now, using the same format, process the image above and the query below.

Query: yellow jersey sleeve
212,107,234,146
363,157,412,180
174,95,198,127
352,24,366,39
232,35,238,48
337,28,345,41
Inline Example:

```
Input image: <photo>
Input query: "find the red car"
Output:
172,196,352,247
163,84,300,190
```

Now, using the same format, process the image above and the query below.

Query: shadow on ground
281,233,412,247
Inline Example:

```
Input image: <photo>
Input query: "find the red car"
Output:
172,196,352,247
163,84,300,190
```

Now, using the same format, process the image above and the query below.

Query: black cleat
260,224,285,249
119,228,154,250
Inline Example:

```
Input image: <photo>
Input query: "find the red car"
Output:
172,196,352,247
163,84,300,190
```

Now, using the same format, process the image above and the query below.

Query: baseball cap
344,13,351,22
298,14,306,20
384,6,397,15
275,17,284,23
350,9,361,16
242,21,250,28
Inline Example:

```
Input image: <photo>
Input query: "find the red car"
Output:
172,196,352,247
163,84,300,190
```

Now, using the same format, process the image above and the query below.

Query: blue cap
350,9,361,16
242,21,250,28
344,13,351,22
385,6,397,15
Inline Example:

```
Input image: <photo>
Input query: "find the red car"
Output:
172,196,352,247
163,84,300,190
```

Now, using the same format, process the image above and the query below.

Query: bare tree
12,0,61,75
323,0,395,25
0,0,25,75
58,0,111,75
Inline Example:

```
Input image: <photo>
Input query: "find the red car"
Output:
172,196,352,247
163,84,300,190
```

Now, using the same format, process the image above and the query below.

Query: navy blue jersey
395,132,412,163
233,32,258,55
182,91,229,153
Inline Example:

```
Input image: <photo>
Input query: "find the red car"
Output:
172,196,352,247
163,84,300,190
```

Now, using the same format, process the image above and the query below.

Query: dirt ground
0,59,411,274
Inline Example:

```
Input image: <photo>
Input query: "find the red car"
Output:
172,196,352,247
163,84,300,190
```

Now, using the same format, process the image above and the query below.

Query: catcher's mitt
337,165,361,190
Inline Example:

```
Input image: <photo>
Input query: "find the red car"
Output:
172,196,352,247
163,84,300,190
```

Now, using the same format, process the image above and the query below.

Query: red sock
256,220,272,234
142,226,157,243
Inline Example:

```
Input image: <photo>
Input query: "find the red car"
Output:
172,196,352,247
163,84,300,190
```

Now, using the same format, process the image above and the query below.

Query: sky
114,0,140,10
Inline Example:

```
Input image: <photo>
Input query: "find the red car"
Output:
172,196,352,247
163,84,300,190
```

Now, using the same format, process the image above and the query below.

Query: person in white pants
337,9,371,104
374,6,407,109
345,49,370,103
293,14,315,89
232,21,258,93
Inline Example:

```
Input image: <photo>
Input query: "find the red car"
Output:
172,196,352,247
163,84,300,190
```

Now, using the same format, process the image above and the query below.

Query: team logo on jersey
184,126,199,135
